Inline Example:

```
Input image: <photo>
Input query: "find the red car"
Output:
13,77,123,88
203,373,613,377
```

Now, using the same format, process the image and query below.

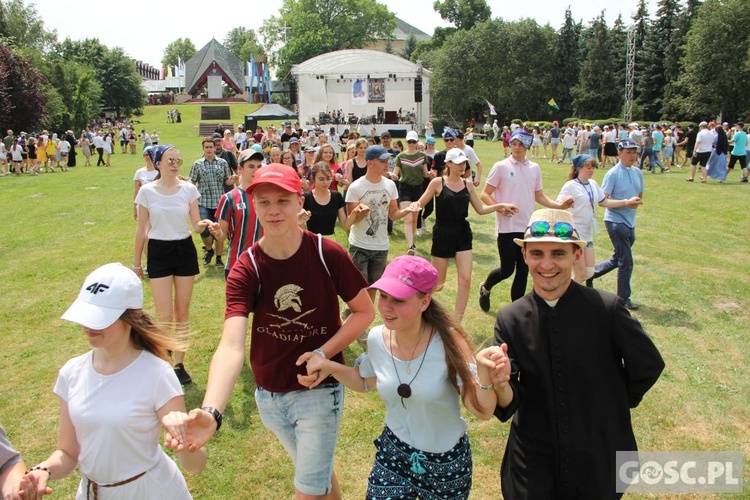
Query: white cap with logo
61,263,143,329
406,131,419,142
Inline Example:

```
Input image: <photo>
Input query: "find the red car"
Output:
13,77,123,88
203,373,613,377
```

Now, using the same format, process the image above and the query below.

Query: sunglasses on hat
527,221,576,240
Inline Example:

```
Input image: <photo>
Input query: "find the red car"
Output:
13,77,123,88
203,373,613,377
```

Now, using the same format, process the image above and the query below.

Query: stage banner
368,78,386,103
352,79,367,105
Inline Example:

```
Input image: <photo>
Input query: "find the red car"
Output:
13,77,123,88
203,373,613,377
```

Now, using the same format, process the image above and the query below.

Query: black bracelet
26,465,50,477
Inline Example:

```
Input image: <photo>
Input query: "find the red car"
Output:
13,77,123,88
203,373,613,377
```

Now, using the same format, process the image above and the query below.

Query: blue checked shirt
189,156,231,209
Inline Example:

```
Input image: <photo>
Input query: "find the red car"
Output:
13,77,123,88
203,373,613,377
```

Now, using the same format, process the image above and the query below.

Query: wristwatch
201,406,222,431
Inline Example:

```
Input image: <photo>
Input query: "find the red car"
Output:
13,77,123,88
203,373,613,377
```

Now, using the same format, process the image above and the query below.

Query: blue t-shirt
732,130,747,156
589,133,601,150
601,162,644,228
652,130,664,151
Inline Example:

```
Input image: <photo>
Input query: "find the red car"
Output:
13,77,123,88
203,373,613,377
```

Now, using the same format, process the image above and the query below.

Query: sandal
686,178,694,182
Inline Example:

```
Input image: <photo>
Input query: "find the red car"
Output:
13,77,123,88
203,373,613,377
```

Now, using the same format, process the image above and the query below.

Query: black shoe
741,177,748,183
174,363,192,385
623,299,639,311
202,249,214,265
215,256,224,267
478,282,491,312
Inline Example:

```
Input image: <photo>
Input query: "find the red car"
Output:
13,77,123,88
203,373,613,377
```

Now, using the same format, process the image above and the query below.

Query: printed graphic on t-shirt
362,191,390,237
263,284,321,338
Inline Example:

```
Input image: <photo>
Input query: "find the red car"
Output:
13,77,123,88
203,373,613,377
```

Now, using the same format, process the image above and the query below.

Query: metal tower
624,24,636,122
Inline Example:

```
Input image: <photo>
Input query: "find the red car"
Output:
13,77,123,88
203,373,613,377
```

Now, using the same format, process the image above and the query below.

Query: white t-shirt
557,178,605,242
10,145,23,161
462,144,480,167
58,140,71,154
135,181,200,241
695,129,713,153
133,167,159,186
54,351,190,498
358,326,467,453
104,136,113,154
345,176,398,251
92,135,105,149
562,132,576,149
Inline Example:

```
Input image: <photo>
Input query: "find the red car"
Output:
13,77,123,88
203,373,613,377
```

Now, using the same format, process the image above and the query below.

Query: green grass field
0,103,748,499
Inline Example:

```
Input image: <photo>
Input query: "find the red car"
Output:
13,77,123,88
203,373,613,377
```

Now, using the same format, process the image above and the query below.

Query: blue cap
425,136,436,144
509,129,533,149
617,138,638,150
571,154,592,169
250,144,263,152
366,145,391,161
442,128,457,139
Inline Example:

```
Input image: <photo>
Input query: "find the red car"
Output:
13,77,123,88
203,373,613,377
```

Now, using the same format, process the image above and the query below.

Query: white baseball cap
61,263,143,329
445,148,468,164
406,131,419,142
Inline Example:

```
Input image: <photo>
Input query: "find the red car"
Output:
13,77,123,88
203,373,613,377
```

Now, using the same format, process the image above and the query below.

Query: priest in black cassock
475,208,664,499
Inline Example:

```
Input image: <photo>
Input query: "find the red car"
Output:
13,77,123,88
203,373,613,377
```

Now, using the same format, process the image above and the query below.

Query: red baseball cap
247,163,302,196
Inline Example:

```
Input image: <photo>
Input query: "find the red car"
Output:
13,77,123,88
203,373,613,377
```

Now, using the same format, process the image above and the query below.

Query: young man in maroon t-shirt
177,164,374,499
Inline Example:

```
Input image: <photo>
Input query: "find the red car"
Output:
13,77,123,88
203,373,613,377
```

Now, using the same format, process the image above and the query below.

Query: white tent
290,49,430,134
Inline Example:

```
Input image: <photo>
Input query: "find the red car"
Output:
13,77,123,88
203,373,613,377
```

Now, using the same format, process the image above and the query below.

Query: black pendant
397,383,412,398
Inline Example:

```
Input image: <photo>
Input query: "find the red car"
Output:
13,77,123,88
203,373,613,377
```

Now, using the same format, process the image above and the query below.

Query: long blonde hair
120,309,187,362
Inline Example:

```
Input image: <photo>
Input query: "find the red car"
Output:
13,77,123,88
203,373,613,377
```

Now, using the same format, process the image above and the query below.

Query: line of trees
420,0,750,123
0,0,146,133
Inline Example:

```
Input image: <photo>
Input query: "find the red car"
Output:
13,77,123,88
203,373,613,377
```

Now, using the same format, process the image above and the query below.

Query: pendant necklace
389,323,434,409
403,323,426,374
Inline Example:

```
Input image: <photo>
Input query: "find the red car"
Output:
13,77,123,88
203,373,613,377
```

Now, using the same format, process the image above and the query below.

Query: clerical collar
544,299,560,308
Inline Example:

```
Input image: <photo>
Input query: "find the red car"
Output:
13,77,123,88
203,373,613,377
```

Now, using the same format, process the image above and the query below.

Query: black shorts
604,143,618,156
398,183,424,202
692,151,711,167
147,237,199,279
728,154,747,170
431,220,472,258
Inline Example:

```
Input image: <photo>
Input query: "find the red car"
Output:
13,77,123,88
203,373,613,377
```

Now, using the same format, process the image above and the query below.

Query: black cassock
65,133,77,167
493,282,664,499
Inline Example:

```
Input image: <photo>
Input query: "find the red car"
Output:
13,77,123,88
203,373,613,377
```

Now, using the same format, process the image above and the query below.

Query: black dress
493,283,664,499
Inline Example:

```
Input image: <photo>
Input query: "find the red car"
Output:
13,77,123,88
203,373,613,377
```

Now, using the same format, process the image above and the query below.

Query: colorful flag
485,100,497,116
548,98,560,110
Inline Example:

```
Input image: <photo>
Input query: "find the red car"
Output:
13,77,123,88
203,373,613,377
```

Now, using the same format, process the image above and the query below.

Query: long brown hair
420,294,479,409
120,309,187,362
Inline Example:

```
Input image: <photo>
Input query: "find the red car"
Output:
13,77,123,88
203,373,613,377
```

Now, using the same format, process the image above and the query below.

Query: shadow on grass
633,306,698,330
182,363,258,430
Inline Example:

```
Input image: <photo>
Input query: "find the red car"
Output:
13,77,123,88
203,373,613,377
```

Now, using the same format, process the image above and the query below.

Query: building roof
291,49,430,78
392,17,431,42
185,39,245,95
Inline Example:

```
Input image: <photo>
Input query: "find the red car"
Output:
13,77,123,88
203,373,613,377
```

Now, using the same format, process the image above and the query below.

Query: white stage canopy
290,49,430,131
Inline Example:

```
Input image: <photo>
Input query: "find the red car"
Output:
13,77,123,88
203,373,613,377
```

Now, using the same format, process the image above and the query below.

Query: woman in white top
15,263,205,499
556,154,641,283
134,146,212,385
104,133,113,167
302,256,492,499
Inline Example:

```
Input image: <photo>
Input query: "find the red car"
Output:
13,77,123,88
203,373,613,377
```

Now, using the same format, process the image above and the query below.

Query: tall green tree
0,0,56,57
0,43,49,130
666,0,750,120
43,58,102,130
551,8,583,119
224,27,265,62
571,12,622,118
638,0,682,119
631,0,650,103
410,26,456,69
260,0,395,79
98,48,145,116
161,38,196,67
432,0,491,30
401,33,417,60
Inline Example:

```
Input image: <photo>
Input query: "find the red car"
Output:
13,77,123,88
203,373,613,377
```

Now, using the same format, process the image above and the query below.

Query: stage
303,123,417,138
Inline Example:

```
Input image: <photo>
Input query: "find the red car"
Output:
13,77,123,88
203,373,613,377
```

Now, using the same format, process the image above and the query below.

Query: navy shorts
147,237,199,279
367,426,472,500
431,221,473,258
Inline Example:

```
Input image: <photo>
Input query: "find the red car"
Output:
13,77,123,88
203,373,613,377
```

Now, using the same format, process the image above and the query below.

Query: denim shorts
198,205,217,238
255,383,344,496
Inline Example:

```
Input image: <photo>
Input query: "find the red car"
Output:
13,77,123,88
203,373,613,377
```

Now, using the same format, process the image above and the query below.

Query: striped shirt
189,157,231,209
215,187,263,271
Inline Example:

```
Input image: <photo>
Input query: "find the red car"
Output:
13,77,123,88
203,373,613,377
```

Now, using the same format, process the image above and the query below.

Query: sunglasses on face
527,220,576,240
407,140,417,144
165,158,183,166
444,138,454,143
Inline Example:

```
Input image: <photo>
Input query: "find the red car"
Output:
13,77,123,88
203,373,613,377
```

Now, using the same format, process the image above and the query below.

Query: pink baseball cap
369,256,438,300
247,163,302,196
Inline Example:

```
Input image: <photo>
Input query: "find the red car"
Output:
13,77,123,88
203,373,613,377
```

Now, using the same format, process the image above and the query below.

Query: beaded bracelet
26,466,50,477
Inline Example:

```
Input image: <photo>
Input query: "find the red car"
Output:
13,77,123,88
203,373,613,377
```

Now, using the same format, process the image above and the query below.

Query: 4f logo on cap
86,283,109,294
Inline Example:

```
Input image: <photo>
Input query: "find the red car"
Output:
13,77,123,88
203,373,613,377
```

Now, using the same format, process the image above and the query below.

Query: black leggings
96,147,105,166
484,232,528,301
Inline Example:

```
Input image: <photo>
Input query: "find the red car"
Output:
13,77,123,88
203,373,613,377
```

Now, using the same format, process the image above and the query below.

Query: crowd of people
1,110,680,499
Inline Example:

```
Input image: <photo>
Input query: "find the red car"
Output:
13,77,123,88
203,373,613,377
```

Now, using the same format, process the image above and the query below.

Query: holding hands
162,409,215,453
476,344,512,389
496,204,519,217
625,196,642,208
15,470,53,499
295,350,330,389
